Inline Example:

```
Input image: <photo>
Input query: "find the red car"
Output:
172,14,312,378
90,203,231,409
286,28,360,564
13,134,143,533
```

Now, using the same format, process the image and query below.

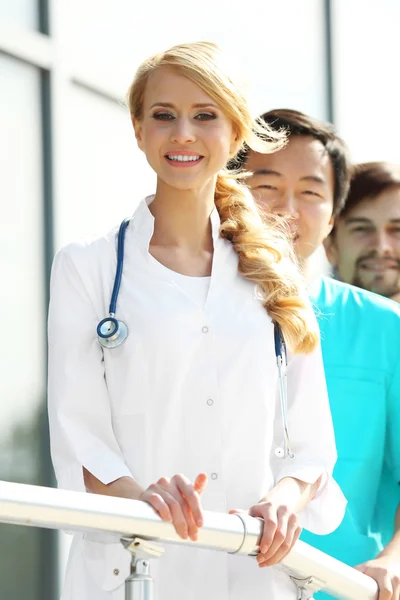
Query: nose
271,192,300,221
374,230,393,255
170,117,196,145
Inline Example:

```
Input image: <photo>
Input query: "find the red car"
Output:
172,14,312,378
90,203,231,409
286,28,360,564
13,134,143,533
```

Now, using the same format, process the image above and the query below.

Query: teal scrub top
301,277,400,599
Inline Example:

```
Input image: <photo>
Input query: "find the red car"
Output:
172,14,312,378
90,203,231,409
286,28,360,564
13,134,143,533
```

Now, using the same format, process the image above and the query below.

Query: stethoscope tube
274,323,295,460
96,218,294,458
96,218,130,349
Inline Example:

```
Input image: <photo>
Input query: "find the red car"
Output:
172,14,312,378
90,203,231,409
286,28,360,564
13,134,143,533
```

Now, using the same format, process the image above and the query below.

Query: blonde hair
127,42,319,353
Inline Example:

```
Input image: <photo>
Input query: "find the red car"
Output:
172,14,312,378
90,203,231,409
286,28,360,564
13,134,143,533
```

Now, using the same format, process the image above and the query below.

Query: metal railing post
122,538,164,600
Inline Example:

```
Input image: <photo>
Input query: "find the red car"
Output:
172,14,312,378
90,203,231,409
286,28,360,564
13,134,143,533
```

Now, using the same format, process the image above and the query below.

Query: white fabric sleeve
270,338,347,535
48,246,133,492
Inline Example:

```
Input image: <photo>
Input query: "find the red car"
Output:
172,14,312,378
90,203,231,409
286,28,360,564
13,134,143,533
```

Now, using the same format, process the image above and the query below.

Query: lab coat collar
126,195,236,310
129,194,223,254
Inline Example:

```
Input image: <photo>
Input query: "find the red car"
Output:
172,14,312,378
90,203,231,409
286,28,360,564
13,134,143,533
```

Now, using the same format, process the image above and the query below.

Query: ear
228,127,241,158
229,139,241,159
131,116,145,152
323,228,339,267
325,214,335,238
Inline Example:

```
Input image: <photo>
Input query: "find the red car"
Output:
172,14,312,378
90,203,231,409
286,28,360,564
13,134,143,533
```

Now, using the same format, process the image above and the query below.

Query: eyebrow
345,217,400,225
150,102,219,109
251,169,282,177
251,169,326,184
344,218,373,226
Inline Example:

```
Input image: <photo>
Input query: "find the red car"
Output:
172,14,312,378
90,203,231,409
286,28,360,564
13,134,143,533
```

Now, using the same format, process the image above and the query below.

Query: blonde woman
48,42,346,600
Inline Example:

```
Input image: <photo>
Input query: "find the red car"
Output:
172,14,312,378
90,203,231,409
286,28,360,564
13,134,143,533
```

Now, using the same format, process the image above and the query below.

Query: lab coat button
113,569,120,576
211,472,218,480
202,326,209,333
207,399,214,406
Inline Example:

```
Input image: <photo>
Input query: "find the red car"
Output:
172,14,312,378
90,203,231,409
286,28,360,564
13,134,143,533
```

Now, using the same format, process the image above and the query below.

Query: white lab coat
48,196,346,600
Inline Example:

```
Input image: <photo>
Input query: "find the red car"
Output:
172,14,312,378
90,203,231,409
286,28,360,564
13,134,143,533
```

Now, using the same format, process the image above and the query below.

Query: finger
168,481,199,541
393,577,400,600
158,488,189,540
251,503,277,555
173,475,204,527
141,491,172,523
376,574,393,600
181,498,200,541
258,506,288,563
393,579,400,600
261,515,301,566
157,477,193,535
194,473,208,494
354,564,366,573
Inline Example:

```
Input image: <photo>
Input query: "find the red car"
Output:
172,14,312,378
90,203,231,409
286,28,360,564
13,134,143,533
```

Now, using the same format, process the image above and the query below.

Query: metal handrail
0,480,378,599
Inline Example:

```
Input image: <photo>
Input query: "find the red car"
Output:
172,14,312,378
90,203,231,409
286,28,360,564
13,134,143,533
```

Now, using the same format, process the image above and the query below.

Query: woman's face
133,67,238,192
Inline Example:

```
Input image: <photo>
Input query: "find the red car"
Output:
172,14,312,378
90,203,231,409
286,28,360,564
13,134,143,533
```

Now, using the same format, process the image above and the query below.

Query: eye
195,112,217,121
302,190,321,198
350,227,372,234
152,112,175,121
256,184,277,191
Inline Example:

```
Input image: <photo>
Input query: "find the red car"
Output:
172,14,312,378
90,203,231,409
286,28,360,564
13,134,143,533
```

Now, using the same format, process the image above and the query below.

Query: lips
166,154,202,162
359,260,399,271
164,151,204,167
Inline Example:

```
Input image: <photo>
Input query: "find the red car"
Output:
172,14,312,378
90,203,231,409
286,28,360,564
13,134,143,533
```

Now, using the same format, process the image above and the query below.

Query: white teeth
167,155,200,162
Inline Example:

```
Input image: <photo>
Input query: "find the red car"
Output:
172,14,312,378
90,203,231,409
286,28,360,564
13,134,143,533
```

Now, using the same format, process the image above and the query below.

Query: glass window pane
0,0,38,30
55,83,155,245
0,53,49,600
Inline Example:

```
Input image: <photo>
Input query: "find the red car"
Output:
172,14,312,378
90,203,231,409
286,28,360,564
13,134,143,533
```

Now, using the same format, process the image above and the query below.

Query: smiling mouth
359,260,399,271
165,153,204,167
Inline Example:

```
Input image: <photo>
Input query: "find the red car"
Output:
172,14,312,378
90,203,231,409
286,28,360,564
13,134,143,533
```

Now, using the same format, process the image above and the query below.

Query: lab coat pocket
113,414,148,486
82,539,130,591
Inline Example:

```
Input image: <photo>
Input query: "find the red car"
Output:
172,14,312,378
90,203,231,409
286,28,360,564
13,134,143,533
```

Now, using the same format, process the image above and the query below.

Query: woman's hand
230,500,302,567
140,473,208,542
230,476,319,567
251,500,302,566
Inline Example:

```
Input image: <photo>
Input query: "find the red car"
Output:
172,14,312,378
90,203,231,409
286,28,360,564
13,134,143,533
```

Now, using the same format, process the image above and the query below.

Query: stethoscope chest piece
97,316,128,349
275,446,295,460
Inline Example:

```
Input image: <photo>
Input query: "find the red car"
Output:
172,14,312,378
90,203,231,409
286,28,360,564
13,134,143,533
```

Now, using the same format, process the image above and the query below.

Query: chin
159,172,217,193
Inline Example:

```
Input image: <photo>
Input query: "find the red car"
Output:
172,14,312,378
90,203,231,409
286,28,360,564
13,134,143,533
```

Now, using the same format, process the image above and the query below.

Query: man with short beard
325,162,400,303
235,109,400,600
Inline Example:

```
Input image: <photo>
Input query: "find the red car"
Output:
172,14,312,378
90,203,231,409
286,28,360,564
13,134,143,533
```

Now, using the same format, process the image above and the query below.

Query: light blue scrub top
301,277,400,599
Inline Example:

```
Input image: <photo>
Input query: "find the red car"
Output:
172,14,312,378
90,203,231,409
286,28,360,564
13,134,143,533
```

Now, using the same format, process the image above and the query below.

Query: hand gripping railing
0,480,378,600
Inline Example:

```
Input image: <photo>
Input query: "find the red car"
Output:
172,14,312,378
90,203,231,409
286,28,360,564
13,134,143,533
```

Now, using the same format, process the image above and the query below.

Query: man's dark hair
341,161,400,217
236,108,352,216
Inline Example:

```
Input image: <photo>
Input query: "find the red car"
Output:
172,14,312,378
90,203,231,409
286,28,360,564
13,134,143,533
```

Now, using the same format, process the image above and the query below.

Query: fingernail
196,519,203,527
260,546,268,554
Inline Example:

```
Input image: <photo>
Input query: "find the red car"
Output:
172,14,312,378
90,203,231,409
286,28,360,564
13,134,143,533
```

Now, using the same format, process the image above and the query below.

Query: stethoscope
97,218,295,459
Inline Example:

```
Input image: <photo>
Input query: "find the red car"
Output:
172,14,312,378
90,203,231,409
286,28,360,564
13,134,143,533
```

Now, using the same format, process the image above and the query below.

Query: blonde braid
215,170,319,354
